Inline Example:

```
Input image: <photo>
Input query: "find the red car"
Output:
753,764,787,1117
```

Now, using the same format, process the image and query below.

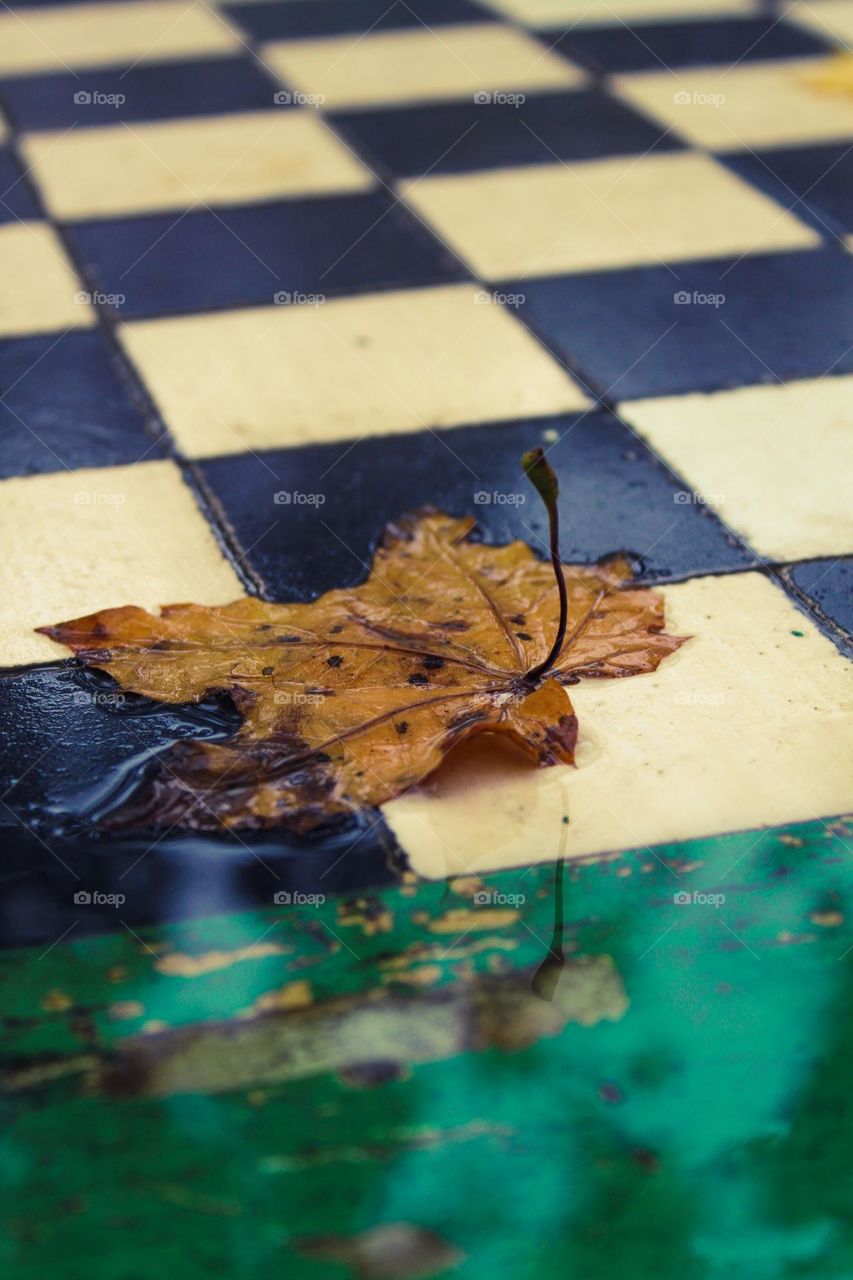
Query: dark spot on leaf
423,656,445,670
516,632,533,641
327,655,343,668
395,721,408,735
261,666,274,676
408,673,428,687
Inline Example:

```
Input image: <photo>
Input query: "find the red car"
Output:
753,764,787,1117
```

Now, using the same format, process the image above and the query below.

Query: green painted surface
2,816,852,1278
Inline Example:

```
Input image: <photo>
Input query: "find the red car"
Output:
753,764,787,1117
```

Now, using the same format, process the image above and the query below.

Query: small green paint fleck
791,630,804,637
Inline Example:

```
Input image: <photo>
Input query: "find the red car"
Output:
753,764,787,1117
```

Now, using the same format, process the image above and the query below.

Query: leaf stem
522,447,568,684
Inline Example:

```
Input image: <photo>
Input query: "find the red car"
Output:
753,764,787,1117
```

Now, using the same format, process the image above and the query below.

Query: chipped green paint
1,816,852,1278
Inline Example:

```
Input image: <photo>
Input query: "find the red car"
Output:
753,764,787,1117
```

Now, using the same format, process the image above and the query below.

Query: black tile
224,0,492,41
788,559,853,640
0,56,278,132
64,190,470,319
507,249,853,402
723,143,853,241
0,663,399,946
332,88,682,179
0,329,165,477
0,146,40,222
545,16,830,74
196,412,753,602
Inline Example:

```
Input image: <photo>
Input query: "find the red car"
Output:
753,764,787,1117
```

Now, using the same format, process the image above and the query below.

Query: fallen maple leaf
40,474,686,832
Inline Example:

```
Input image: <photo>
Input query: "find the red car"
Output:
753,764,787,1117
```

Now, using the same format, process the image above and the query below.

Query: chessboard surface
0,2,852,1276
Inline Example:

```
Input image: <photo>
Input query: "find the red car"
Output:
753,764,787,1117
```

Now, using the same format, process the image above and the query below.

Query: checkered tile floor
0,0,851,941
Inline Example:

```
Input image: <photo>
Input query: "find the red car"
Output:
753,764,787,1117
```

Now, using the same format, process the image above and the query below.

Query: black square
332,88,682,179
0,329,165,478
64,190,470,320
223,0,492,41
196,412,754,603
506,249,853,402
0,146,40,223
723,143,853,242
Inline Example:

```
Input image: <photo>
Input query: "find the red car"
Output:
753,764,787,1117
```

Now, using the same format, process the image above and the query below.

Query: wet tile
64,191,468,320
195,410,752,603
722,142,853,239
262,24,582,110
21,110,371,220
225,0,492,41
484,0,753,25
401,152,818,280
331,87,682,180
787,0,853,48
788,559,853,639
508,248,853,401
0,0,238,76
1,56,279,132
547,16,830,74
621,376,853,560
0,664,396,945
0,461,243,667
0,329,165,479
0,221,94,339
0,146,40,222
120,283,588,457
386,571,853,875
615,58,853,150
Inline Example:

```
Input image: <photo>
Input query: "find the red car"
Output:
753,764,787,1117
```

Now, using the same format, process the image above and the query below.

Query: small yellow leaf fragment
154,942,289,977
41,989,73,1012
108,1000,145,1021
810,910,844,928
243,980,314,1016
427,907,519,934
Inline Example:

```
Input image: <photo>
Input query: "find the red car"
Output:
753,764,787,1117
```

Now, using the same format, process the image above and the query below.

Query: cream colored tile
788,1,853,47
0,222,94,338
386,572,853,876
0,1,238,76
621,377,853,561
120,283,588,457
483,0,752,26
615,58,853,150
263,24,582,110
21,111,371,220
402,152,817,279
0,462,244,667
